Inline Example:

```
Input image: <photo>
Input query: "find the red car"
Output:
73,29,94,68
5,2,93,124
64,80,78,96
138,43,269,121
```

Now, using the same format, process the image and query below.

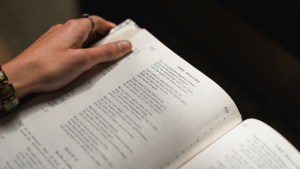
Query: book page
0,20,242,169
180,118,300,169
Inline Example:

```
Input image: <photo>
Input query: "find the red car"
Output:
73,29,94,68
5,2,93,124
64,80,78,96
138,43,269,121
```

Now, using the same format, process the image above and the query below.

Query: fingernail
117,40,132,52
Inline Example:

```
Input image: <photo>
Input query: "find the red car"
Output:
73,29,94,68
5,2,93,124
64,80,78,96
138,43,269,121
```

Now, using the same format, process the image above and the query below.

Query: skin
2,15,132,99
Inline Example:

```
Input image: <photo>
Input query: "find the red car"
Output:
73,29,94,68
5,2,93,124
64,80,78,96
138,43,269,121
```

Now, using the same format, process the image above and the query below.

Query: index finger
61,16,116,48
80,15,116,35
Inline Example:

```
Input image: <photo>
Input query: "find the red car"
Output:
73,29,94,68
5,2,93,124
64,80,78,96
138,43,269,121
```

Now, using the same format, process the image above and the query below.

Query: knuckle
101,46,115,58
51,24,63,30
65,19,80,28
53,24,63,28
64,19,87,39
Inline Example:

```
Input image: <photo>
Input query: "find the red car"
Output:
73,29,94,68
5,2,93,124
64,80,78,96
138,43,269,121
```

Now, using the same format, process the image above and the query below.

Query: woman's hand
2,15,132,99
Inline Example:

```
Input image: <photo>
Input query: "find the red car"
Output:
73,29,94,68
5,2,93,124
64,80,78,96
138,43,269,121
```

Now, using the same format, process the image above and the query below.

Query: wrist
2,60,33,99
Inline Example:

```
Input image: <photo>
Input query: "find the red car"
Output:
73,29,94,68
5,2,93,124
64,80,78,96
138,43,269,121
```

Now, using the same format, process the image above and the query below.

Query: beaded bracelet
0,66,19,113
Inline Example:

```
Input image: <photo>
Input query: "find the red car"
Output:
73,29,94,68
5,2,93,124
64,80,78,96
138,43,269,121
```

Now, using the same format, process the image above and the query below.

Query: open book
0,19,299,169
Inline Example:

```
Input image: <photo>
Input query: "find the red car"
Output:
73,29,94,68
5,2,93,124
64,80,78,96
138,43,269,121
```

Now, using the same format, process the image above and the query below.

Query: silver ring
80,13,95,33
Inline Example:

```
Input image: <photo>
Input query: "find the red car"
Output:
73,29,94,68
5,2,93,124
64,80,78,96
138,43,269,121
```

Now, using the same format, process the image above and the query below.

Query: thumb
84,40,132,63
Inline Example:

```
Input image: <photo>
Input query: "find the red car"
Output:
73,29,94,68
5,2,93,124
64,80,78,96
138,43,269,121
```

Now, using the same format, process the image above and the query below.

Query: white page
180,118,300,169
0,20,242,169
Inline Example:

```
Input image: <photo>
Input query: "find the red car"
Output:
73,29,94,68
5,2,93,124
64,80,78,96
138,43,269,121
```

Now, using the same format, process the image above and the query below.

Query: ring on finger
80,13,95,33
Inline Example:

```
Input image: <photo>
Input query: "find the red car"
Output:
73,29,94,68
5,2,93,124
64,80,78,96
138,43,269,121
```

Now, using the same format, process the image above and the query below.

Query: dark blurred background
0,0,299,149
